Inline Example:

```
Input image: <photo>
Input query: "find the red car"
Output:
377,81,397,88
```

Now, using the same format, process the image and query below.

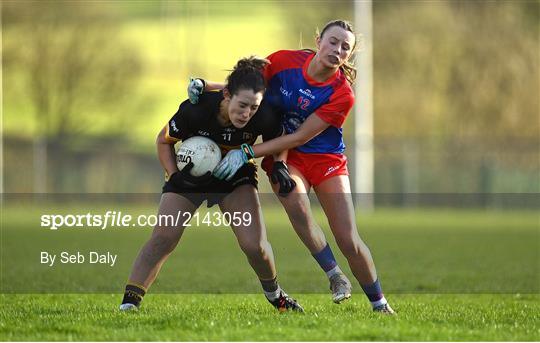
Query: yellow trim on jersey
219,143,241,154
164,125,181,144
218,138,257,154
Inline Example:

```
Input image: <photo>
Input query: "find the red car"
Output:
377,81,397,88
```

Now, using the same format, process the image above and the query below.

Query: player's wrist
165,169,179,181
273,160,288,169
198,78,207,91
240,143,255,161
167,171,180,183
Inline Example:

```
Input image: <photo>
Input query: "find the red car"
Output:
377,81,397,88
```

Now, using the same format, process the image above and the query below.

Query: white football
176,136,222,177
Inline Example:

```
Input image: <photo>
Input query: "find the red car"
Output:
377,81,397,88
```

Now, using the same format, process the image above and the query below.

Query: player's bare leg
220,185,303,312
220,185,275,279
270,169,327,253
315,175,394,314
270,165,351,303
120,193,197,311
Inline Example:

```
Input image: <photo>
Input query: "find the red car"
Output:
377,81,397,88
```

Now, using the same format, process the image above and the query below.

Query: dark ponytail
225,56,269,95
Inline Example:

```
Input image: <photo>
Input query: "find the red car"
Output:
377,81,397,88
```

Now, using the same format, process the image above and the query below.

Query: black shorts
162,163,258,208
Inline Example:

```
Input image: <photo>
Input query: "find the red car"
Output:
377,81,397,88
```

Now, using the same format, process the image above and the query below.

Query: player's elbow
156,127,168,145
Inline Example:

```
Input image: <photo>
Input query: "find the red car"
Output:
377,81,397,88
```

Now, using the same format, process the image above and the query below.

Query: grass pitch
1,203,539,340
1,294,539,341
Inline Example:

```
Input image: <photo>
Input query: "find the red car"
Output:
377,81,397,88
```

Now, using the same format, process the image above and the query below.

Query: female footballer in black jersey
120,57,302,312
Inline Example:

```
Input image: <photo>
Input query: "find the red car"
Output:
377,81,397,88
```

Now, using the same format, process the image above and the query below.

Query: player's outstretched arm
205,80,225,91
213,115,330,181
187,78,225,104
252,114,330,157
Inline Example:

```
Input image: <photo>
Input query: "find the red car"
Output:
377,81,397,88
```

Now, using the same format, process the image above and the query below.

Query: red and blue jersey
263,50,355,154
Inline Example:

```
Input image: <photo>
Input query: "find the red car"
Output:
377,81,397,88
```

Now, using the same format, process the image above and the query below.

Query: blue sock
361,279,384,302
312,244,338,272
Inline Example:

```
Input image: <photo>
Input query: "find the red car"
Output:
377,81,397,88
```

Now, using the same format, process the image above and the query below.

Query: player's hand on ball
213,149,247,181
188,77,206,104
214,144,254,181
169,162,212,188
271,161,296,196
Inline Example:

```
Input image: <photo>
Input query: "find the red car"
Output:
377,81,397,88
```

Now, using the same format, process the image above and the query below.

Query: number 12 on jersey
297,96,310,110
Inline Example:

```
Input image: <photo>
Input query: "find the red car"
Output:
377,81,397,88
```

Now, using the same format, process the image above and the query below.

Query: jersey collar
302,52,340,87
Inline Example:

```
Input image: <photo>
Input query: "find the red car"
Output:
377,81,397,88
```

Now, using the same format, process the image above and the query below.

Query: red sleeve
263,50,282,83
264,50,309,83
315,86,355,128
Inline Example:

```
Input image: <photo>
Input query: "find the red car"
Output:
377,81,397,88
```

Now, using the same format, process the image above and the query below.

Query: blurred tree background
2,1,538,204
372,1,539,198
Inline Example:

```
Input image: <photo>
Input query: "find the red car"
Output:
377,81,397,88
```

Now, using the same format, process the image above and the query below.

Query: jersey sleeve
165,100,192,142
314,86,355,128
263,50,293,83
263,51,279,83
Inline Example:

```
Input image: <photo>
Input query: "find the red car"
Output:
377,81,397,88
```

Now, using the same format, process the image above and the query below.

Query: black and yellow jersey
165,91,283,154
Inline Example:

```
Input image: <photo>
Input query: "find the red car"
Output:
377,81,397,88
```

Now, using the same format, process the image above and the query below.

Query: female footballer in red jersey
189,20,394,314
120,57,303,312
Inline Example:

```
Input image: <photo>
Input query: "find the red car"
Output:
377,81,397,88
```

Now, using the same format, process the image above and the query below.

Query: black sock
121,284,146,307
259,276,278,292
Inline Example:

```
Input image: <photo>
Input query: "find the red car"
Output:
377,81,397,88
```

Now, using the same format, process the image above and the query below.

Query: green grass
1,204,539,340
2,204,538,294
1,294,538,341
